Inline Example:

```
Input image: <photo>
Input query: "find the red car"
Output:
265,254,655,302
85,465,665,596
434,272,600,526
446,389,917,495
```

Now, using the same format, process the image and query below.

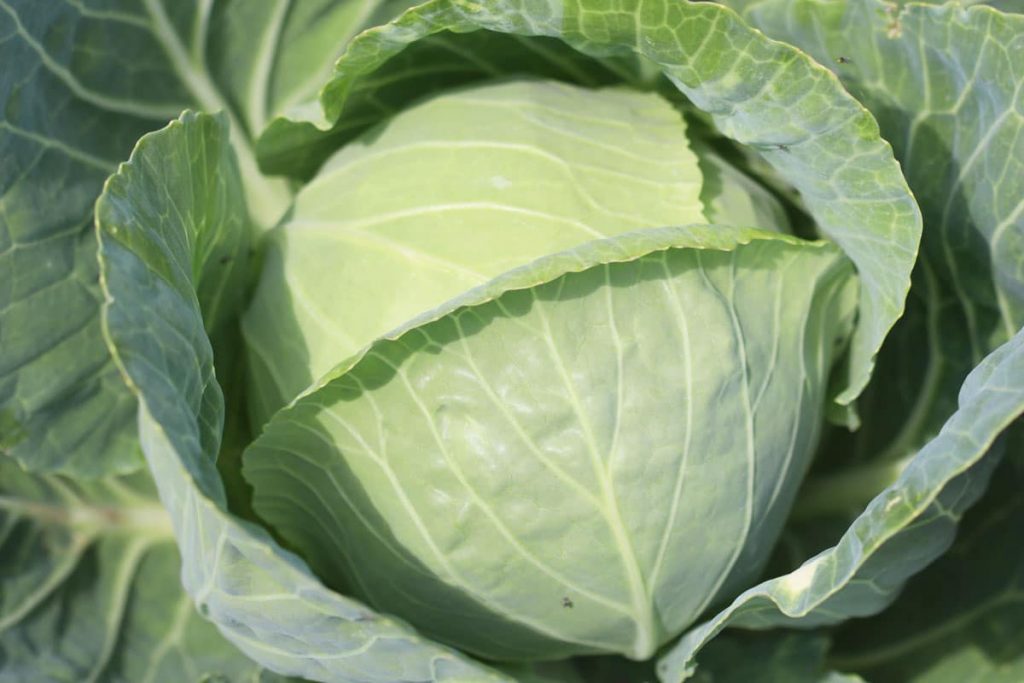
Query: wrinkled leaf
731,0,1024,482
0,0,398,477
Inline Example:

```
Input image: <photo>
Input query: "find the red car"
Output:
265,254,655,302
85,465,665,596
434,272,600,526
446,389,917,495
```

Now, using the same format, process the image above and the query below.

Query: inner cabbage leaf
244,227,856,661
243,79,791,422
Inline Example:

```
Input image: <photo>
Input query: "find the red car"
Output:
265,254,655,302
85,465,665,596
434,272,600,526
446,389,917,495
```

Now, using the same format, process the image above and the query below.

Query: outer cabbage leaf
728,0,1024,496
95,111,506,683
258,0,923,406
0,0,398,477
255,27,658,180
658,327,1024,681
689,4,1024,678
0,460,279,683
827,446,1024,683
206,0,420,140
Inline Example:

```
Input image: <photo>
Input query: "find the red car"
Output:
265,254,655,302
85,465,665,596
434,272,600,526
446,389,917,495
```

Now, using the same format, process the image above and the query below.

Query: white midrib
277,0,379,113
86,536,154,683
246,0,290,134
138,594,196,683
0,531,92,631
533,292,658,658
142,0,292,228
592,429,659,657
684,252,757,621
314,386,621,651
0,494,174,537
646,269,694,593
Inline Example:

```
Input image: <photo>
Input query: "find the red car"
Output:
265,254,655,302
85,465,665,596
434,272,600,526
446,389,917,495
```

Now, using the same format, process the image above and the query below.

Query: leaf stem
0,495,173,537
143,0,292,228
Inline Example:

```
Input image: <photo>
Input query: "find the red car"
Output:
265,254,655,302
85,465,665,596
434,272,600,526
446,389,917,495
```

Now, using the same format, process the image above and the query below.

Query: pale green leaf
255,27,659,179
243,79,710,423
692,142,792,234
97,111,505,683
259,0,923,404
245,225,856,661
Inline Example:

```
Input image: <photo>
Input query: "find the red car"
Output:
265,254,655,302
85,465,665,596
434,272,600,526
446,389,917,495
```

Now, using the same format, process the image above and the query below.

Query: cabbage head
3,1,1023,682
242,77,857,661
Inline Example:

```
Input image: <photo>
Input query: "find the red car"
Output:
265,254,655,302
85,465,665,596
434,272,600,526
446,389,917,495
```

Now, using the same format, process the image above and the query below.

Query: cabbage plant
1,1,1023,682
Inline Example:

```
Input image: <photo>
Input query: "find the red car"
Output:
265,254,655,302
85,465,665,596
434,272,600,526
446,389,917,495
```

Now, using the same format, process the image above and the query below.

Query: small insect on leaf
562,597,574,609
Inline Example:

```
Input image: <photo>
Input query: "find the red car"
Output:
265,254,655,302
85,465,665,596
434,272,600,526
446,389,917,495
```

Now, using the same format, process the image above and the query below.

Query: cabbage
2,1,1022,681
